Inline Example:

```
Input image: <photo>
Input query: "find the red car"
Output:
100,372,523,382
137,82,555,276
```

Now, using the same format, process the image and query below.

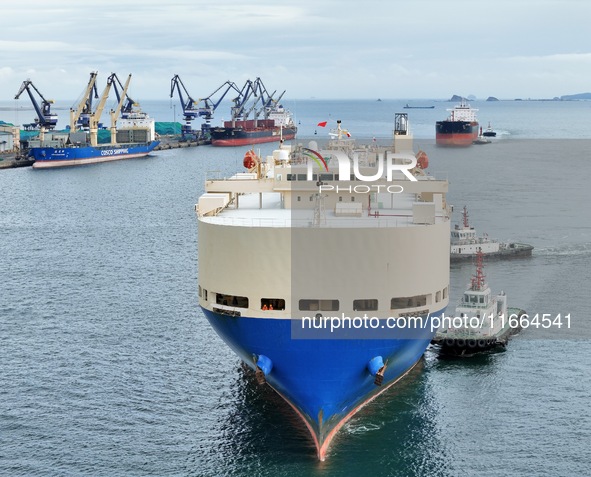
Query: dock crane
196,80,241,135
14,80,58,131
108,74,132,144
170,75,242,140
254,77,286,120
230,79,257,126
70,72,99,132
111,73,138,119
170,74,199,139
89,73,116,146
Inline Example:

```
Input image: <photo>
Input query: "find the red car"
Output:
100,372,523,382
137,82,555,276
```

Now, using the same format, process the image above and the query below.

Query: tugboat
432,250,524,357
451,206,533,261
482,122,497,137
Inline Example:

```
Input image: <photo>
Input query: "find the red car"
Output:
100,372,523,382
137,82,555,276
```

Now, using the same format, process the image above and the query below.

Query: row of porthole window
199,287,448,312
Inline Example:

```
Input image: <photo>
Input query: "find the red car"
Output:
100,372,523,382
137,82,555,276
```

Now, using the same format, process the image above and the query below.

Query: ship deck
199,174,449,228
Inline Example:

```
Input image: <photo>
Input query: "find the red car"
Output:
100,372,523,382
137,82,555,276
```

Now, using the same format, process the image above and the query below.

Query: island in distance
446,93,591,101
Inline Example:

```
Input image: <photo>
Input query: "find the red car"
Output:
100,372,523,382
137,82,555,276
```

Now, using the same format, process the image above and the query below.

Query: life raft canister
243,149,258,169
416,150,429,169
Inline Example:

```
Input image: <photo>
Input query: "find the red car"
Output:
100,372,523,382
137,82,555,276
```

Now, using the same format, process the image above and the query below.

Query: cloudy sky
2,0,591,101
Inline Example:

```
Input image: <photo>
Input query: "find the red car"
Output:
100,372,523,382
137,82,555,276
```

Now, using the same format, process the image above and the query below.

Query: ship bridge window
436,291,441,303
215,293,249,308
261,298,285,311
299,299,339,311
353,299,378,311
287,174,295,181
391,295,428,309
297,174,307,181
320,173,334,181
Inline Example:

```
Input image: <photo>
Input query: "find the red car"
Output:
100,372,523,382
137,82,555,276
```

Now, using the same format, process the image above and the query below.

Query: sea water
1,100,590,476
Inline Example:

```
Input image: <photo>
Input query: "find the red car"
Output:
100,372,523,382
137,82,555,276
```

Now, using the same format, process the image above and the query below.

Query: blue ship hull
29,141,160,168
202,307,445,460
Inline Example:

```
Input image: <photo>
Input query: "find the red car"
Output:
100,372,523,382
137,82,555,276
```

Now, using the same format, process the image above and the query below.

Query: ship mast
462,206,470,228
470,249,486,291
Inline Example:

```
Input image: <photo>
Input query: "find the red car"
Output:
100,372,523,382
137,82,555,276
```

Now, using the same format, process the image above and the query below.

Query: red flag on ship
317,121,328,127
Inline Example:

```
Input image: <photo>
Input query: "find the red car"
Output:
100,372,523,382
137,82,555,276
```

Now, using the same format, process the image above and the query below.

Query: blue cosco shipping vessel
28,141,159,168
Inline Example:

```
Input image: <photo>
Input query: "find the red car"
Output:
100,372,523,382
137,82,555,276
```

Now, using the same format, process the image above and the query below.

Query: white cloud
1,1,591,100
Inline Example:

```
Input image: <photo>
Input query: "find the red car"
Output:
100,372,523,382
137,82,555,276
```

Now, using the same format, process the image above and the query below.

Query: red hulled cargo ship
211,79,297,146
435,100,479,146
210,117,297,147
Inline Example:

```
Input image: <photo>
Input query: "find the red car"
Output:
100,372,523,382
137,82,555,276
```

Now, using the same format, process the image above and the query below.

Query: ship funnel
393,112,413,153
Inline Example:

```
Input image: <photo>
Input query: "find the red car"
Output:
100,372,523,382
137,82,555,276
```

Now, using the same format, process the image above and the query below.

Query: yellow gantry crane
70,72,98,132
69,72,133,146
89,74,116,147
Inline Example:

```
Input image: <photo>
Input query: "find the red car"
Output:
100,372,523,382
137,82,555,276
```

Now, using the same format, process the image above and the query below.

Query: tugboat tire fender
467,339,477,349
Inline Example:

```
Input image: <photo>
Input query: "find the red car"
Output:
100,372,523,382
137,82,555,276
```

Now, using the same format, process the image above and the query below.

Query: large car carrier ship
196,114,450,459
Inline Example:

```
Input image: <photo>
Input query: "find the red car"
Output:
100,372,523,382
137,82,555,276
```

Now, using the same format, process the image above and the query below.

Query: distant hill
449,94,465,102
560,92,591,100
486,97,499,101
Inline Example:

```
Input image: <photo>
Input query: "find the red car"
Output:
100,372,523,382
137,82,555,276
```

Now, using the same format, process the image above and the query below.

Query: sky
2,0,591,102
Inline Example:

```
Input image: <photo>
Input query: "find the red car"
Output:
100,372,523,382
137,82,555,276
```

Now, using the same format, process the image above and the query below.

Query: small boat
432,250,524,357
450,206,533,261
482,122,497,137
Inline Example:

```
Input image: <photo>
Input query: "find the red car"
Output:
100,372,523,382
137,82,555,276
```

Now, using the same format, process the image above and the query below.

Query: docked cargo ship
28,139,159,169
28,72,159,168
436,99,479,146
210,104,297,146
196,114,450,459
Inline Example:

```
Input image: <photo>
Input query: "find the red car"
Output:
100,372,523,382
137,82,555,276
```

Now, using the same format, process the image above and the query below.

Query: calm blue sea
1,100,590,476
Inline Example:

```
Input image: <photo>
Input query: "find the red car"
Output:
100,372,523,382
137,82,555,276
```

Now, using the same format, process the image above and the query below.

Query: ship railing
438,328,495,339
457,301,491,309
199,215,434,228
